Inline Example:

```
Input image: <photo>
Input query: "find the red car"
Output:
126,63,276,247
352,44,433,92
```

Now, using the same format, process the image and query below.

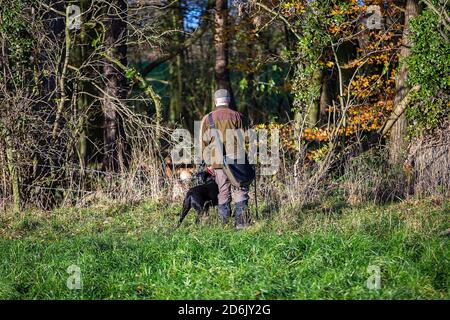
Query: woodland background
0,0,448,211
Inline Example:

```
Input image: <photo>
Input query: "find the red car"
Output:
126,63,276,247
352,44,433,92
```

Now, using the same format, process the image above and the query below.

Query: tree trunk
5,135,20,212
389,0,420,165
319,71,331,126
214,0,235,108
102,0,128,172
169,1,184,124
306,69,322,128
36,0,65,149
76,20,88,176
40,0,65,103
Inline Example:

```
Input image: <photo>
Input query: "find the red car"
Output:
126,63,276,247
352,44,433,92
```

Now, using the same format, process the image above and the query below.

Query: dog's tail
177,195,191,228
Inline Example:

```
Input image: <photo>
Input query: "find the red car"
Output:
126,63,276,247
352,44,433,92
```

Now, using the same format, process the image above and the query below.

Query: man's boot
218,202,231,224
235,200,250,230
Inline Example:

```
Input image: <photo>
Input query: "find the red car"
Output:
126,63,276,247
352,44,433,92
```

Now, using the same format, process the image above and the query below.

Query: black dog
177,171,219,227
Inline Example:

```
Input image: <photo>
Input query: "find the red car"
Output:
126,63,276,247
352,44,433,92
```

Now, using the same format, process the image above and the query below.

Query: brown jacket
200,106,246,169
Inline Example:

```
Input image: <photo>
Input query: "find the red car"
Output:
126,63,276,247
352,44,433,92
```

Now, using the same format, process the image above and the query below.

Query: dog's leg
177,196,192,228
195,210,202,224
192,203,204,225
203,201,211,220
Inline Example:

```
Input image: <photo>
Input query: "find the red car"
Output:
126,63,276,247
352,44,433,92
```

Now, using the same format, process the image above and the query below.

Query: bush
406,9,450,136
339,149,409,205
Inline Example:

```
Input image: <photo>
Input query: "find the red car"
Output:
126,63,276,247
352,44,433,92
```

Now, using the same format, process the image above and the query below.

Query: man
200,89,250,229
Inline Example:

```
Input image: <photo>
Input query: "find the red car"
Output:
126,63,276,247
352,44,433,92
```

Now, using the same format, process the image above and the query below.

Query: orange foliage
253,1,404,161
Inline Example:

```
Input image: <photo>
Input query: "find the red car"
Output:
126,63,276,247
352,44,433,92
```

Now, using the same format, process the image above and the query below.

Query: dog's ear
199,171,207,184
201,171,213,184
193,171,201,183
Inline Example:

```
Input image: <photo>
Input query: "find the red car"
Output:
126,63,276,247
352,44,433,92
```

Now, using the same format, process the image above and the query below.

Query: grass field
0,198,448,299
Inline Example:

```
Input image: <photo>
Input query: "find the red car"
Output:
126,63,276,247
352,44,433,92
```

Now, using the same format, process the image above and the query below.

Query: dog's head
194,170,215,184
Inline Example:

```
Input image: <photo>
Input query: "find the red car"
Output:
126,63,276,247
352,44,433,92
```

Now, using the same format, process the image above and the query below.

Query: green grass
0,198,448,299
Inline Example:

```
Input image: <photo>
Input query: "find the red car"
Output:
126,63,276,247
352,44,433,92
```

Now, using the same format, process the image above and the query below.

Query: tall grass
0,198,448,299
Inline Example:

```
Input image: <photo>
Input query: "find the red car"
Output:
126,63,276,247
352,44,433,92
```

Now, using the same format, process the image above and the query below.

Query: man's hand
207,166,216,176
